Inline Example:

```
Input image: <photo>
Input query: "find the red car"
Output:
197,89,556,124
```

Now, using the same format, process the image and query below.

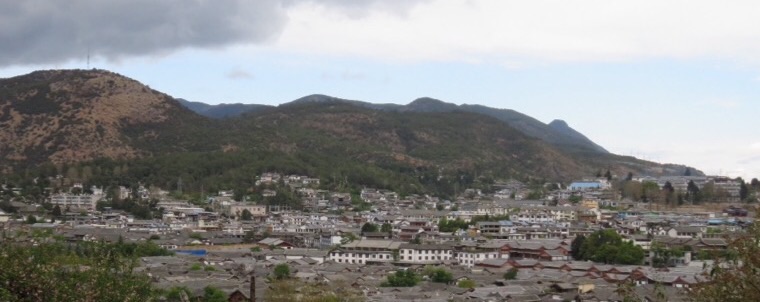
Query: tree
381,270,419,287
458,279,476,288
424,267,453,283
0,233,157,301
625,172,634,181
273,263,291,280
578,229,644,265
26,214,37,224
381,223,393,234
739,181,749,201
341,232,357,244
641,181,661,203
240,209,253,221
604,170,612,181
684,168,692,176
687,180,700,203
164,286,192,302
691,213,760,301
361,222,378,234
202,286,228,302
51,205,62,217
570,235,586,260
503,267,518,280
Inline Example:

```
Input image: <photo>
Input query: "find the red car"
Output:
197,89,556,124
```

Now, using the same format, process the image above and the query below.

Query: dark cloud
0,0,426,67
0,0,288,66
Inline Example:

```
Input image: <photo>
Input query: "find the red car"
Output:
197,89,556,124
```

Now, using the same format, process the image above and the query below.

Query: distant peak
289,94,342,104
410,97,446,104
548,119,569,128
405,97,459,112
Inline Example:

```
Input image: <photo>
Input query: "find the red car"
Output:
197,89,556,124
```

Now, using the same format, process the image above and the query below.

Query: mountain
176,98,271,119
178,95,608,155
0,69,700,195
0,69,217,166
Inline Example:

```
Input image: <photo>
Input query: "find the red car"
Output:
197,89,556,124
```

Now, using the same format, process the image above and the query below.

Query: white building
455,250,502,268
328,239,402,265
50,193,102,210
398,244,454,264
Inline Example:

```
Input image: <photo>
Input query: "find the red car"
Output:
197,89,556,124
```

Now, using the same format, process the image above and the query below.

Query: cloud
226,69,254,80
0,1,289,67
751,142,760,150
7,0,760,68
275,0,760,64
0,0,420,67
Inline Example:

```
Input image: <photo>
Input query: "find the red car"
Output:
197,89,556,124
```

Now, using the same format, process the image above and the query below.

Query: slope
0,69,218,167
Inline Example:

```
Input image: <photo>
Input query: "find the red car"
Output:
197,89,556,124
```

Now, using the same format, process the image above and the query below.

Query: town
1,171,756,301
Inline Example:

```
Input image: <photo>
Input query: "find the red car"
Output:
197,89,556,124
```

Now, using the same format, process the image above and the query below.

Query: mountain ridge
0,69,701,194
182,94,609,154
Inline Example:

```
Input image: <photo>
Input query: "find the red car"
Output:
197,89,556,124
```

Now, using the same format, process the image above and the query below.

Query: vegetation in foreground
0,231,170,301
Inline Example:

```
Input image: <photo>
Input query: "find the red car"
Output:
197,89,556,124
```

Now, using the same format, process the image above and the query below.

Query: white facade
455,250,502,268
328,240,401,265
398,245,454,264
50,193,101,210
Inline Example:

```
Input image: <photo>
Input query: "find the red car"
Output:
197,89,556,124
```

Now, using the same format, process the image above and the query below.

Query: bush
381,270,419,287
503,267,518,280
0,233,155,301
273,263,290,280
458,279,476,288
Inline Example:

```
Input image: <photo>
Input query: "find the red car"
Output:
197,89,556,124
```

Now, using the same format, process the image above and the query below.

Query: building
227,203,267,219
328,239,402,264
398,243,454,264
49,193,102,210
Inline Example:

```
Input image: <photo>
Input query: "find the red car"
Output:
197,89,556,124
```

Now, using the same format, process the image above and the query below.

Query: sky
1,0,759,179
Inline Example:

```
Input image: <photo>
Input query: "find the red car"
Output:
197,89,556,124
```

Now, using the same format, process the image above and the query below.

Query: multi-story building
227,203,267,219
50,193,102,210
328,239,402,264
398,243,454,264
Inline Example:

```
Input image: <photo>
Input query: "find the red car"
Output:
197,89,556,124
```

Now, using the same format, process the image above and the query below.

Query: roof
341,239,402,250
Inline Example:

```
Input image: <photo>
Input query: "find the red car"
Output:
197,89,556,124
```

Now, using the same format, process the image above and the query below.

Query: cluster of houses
1,173,755,301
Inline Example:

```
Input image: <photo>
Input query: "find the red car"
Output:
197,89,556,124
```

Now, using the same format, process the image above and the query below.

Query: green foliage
458,279,476,289
98,197,156,219
424,267,453,283
691,218,760,302
381,270,419,287
189,232,204,240
163,286,192,302
570,235,586,260
577,230,644,265
240,209,253,220
25,214,37,224
651,243,686,268
51,204,62,217
273,263,291,280
503,267,518,280
438,217,469,232
0,233,156,301
340,232,358,245
190,263,202,271
202,286,228,302
361,222,378,234
381,223,393,234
